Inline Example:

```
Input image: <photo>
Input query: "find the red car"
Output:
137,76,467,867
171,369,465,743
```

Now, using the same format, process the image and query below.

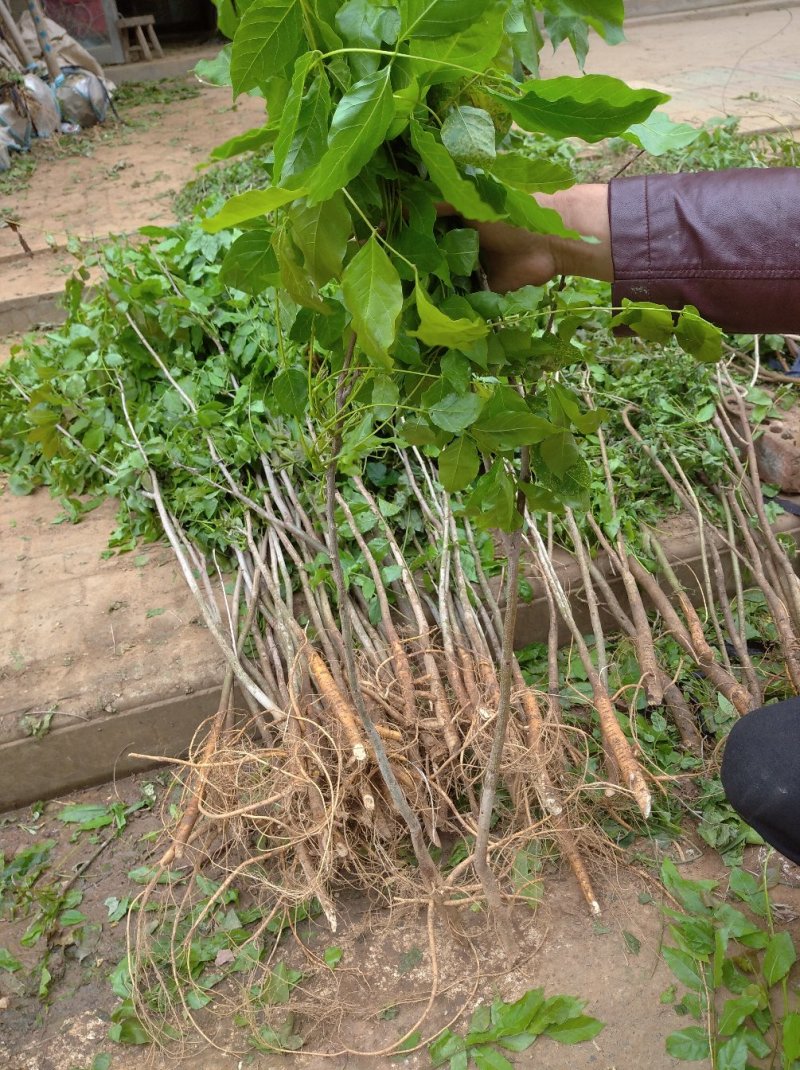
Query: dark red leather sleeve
609,168,800,333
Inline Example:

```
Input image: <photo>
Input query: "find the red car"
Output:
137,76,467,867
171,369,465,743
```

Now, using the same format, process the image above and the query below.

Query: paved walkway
543,4,800,131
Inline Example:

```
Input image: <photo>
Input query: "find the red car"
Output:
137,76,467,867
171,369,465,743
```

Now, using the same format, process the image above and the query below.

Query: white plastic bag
23,74,60,138
0,97,31,150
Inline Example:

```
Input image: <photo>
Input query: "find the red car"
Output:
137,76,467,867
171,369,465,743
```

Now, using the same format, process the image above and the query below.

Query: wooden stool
117,14,164,62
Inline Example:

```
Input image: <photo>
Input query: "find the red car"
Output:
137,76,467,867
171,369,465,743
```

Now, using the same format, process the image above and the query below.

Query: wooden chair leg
146,23,164,59
135,24,151,61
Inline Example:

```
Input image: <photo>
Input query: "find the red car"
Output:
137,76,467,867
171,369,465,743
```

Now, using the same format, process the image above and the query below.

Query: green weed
416,988,604,1068
660,857,800,1067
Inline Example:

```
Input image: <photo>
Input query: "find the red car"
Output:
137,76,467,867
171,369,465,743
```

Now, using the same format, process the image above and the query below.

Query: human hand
438,186,613,291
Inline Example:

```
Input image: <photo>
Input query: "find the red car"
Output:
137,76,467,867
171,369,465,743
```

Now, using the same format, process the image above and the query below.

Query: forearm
538,185,613,282
608,168,800,333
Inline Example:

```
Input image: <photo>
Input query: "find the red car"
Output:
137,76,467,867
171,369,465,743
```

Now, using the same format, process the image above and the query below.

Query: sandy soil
3,774,774,1070
1,81,264,304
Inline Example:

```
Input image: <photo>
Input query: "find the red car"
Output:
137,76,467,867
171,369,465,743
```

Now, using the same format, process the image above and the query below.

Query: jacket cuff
609,168,800,334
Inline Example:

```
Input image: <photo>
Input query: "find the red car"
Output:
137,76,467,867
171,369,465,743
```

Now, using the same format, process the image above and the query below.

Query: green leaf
665,1026,711,1061
674,305,722,363
497,1032,538,1052
261,962,303,1004
553,0,624,38
210,0,242,38
493,75,668,143
408,4,506,85
195,44,232,85
108,1017,150,1046
763,931,796,986
342,236,403,367
441,106,496,166
273,62,331,184
540,429,581,477
623,931,641,956
400,0,487,38
502,187,580,239
505,0,543,73
230,0,304,95
308,68,395,203
323,946,342,968
783,1012,800,1064
220,230,279,293
610,300,674,343
464,460,518,531
210,123,275,160
392,1029,422,1057
203,187,301,233
59,909,88,927
411,285,489,348
472,1046,515,1070
488,154,574,195
58,803,113,826
91,1054,111,1070
441,229,479,276
472,387,555,451
372,376,400,420
661,946,705,992
429,392,484,434
660,858,716,915
428,1027,467,1066
0,947,23,972
272,368,309,418
438,436,479,491
290,194,351,286
545,1015,605,1044
398,418,449,447
716,1034,748,1070
718,990,761,1035
336,0,400,78
275,226,326,309
493,988,546,1036
622,111,700,156
127,866,185,885
411,122,503,222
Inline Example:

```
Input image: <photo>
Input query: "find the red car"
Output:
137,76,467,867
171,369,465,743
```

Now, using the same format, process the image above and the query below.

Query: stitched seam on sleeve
614,268,799,280
644,176,651,271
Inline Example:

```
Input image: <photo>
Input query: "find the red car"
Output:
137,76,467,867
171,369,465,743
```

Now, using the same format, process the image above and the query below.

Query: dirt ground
8,772,787,1070
1,79,264,304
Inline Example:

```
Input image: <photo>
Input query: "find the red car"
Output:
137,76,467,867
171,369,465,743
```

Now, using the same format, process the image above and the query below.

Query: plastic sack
0,98,31,151
55,68,108,128
23,74,60,138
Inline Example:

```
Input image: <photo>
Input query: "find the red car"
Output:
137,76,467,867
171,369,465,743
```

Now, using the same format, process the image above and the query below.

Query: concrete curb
2,504,798,812
626,0,800,25
0,291,65,336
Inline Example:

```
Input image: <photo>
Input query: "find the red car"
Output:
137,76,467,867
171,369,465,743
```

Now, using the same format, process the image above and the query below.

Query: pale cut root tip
590,901,602,917
322,907,338,932
363,793,375,812
630,774,652,820
353,743,367,762
478,707,493,720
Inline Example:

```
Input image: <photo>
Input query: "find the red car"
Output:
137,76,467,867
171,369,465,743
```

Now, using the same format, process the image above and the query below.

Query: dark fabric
721,696,800,865
609,168,800,333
